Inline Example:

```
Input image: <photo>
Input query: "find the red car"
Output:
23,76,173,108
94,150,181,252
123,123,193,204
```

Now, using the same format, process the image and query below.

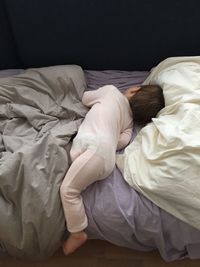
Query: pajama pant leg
60,149,110,233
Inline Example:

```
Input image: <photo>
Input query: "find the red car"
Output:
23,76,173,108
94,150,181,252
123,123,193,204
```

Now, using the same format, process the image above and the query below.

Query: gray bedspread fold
0,65,88,259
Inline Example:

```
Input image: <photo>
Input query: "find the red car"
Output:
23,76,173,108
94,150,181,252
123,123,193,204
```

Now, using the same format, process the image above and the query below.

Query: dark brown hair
129,85,165,126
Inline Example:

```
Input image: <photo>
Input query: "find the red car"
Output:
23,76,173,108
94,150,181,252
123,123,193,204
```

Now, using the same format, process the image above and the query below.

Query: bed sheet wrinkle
84,70,149,91
83,169,154,252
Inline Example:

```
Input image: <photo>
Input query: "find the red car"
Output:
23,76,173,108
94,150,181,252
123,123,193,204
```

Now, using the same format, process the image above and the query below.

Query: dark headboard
1,0,200,70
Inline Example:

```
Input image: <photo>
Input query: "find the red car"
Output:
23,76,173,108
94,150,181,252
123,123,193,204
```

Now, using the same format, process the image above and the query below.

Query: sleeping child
60,84,165,255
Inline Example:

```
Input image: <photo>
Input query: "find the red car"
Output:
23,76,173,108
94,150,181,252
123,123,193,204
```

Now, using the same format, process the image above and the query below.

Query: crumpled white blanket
116,56,200,230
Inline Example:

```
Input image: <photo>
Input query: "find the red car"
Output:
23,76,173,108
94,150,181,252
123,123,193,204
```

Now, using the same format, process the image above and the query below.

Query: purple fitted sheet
1,68,200,262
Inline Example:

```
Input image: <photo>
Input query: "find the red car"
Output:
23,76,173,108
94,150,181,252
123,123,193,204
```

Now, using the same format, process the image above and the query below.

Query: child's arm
117,128,132,150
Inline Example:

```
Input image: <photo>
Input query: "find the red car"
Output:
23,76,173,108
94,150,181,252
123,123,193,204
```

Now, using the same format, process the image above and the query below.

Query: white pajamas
60,85,133,233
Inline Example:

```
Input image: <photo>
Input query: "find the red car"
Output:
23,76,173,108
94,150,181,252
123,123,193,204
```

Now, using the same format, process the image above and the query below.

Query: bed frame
1,0,200,266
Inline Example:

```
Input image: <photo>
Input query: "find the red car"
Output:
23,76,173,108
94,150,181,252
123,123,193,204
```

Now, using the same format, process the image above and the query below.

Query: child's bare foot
62,231,88,255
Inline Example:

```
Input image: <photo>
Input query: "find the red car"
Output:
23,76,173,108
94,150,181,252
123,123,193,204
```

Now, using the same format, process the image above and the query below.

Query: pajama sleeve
82,91,98,107
82,87,105,107
82,85,113,107
117,128,132,150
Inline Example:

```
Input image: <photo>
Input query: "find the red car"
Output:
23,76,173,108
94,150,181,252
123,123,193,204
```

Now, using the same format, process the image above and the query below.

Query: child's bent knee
60,184,78,202
70,149,79,162
103,157,115,178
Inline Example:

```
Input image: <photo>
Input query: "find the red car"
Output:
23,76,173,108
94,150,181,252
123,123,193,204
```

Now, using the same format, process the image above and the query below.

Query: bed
1,0,200,263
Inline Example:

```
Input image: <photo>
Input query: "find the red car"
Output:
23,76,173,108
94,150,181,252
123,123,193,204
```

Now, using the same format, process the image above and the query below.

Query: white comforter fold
116,56,200,230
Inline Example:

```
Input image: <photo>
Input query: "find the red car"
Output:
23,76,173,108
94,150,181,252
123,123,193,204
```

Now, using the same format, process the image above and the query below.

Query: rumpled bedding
116,56,200,230
1,66,200,262
0,65,88,259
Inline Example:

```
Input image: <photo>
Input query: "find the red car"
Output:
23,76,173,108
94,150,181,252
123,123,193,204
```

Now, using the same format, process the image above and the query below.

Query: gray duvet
1,67,200,262
0,65,88,259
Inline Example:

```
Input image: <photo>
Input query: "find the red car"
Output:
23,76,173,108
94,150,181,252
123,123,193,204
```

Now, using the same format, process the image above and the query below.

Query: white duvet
116,56,200,230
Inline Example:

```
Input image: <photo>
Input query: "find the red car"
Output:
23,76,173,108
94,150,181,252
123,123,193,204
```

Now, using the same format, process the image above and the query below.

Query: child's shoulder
97,85,118,94
98,84,117,90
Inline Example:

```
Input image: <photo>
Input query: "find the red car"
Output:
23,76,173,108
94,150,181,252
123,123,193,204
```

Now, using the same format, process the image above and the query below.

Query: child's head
125,84,165,126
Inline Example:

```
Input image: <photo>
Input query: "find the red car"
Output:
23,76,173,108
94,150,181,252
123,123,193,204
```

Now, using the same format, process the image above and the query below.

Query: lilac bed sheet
83,70,200,262
1,69,200,262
